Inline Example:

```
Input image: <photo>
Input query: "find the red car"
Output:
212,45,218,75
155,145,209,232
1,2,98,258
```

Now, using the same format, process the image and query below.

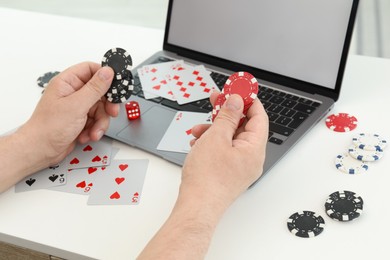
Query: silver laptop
106,0,359,182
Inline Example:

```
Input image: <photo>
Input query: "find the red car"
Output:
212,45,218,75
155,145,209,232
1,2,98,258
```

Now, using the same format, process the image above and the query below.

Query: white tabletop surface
1,7,390,260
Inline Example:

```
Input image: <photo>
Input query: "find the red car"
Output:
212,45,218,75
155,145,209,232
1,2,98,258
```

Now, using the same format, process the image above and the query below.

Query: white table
1,7,390,260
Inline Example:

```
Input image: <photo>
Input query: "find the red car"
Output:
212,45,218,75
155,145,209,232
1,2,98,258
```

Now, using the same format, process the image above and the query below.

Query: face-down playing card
87,159,149,205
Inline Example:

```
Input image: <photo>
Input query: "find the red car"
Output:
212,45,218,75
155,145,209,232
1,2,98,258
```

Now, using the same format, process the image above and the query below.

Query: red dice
125,101,140,120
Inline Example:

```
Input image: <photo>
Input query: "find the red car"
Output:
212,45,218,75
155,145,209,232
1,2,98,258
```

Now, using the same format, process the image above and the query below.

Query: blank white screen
168,0,353,89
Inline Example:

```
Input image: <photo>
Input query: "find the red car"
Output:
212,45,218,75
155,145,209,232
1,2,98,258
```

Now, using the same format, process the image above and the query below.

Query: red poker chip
212,93,227,122
325,113,358,132
223,71,258,107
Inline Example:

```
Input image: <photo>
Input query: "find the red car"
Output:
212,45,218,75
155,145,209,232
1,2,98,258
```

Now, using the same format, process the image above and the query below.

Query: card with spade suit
65,137,113,170
15,162,67,192
87,159,149,205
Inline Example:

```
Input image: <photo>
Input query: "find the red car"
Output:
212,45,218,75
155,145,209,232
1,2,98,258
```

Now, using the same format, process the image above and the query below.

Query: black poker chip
102,48,134,103
101,47,133,78
325,190,363,221
37,71,60,88
105,73,134,103
287,211,325,238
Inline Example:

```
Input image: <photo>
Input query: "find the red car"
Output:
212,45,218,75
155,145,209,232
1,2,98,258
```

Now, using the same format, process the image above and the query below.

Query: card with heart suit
138,60,185,101
87,159,149,205
157,111,212,153
65,137,113,170
15,163,67,193
48,166,105,195
170,64,217,105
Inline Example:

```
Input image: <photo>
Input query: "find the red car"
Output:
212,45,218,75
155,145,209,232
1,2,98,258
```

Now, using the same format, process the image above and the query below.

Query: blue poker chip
325,190,363,221
352,133,387,151
334,153,369,174
287,211,325,238
348,145,383,162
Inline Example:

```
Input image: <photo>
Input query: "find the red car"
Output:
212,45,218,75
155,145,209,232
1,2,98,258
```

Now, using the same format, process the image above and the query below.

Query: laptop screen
167,0,355,91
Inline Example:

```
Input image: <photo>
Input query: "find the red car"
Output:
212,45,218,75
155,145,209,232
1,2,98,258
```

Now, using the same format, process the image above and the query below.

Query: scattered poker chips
334,133,387,174
37,71,60,88
352,133,387,151
212,71,258,126
101,48,134,103
335,153,369,174
325,113,358,132
287,211,325,238
325,191,363,222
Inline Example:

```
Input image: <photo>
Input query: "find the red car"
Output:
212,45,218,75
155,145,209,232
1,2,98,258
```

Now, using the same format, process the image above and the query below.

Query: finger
209,91,220,107
105,101,120,118
56,62,101,91
88,101,111,141
191,124,212,139
70,66,114,114
211,94,244,141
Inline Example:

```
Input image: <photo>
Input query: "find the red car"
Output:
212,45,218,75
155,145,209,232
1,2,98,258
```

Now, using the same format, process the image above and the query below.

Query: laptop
106,0,359,182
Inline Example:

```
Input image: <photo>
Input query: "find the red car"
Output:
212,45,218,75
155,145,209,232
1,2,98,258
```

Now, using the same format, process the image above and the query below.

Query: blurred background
0,0,388,59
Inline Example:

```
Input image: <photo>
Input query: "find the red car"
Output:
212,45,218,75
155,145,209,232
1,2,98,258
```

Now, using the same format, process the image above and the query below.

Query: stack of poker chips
212,71,258,127
335,133,387,174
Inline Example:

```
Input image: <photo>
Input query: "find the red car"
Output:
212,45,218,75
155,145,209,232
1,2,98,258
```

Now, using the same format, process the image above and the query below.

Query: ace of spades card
15,163,67,192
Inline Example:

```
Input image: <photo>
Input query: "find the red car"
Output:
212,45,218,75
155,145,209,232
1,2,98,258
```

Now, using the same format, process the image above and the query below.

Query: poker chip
102,48,134,103
325,113,358,132
223,71,258,107
105,77,134,103
287,211,325,238
211,92,226,122
348,145,383,161
37,71,60,88
102,48,133,77
334,153,369,174
325,190,363,221
352,133,387,151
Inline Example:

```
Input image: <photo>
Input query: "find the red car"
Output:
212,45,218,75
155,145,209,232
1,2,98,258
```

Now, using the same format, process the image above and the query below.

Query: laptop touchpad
117,106,176,150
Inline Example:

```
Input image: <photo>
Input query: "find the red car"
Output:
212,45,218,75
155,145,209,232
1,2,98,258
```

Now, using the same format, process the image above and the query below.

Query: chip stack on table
101,48,134,103
335,133,387,174
212,71,259,127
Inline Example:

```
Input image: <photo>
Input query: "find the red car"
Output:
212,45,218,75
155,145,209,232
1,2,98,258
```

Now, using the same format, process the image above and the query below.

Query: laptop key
267,112,279,122
269,122,294,136
275,116,292,126
261,101,272,110
294,103,316,114
258,92,272,101
269,95,285,104
280,108,296,117
269,137,283,145
288,112,308,129
268,104,283,114
281,99,297,108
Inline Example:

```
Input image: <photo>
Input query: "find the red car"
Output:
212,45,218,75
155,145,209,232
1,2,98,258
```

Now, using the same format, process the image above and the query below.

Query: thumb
73,66,114,110
213,94,244,140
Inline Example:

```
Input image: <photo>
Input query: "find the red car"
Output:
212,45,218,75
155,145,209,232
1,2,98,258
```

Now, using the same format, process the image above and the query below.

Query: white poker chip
348,145,383,162
335,153,369,174
352,133,387,151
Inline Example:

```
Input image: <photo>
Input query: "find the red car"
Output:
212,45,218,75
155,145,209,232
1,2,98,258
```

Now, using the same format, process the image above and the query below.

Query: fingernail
98,67,113,81
225,94,242,111
96,130,104,140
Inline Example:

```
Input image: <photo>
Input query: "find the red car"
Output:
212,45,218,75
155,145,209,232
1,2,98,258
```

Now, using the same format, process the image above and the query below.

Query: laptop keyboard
132,56,321,145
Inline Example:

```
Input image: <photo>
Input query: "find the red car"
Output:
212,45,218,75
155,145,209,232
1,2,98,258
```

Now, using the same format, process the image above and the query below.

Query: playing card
138,60,184,101
87,159,149,205
15,163,67,193
48,166,104,195
157,111,212,153
170,64,217,104
65,137,113,170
